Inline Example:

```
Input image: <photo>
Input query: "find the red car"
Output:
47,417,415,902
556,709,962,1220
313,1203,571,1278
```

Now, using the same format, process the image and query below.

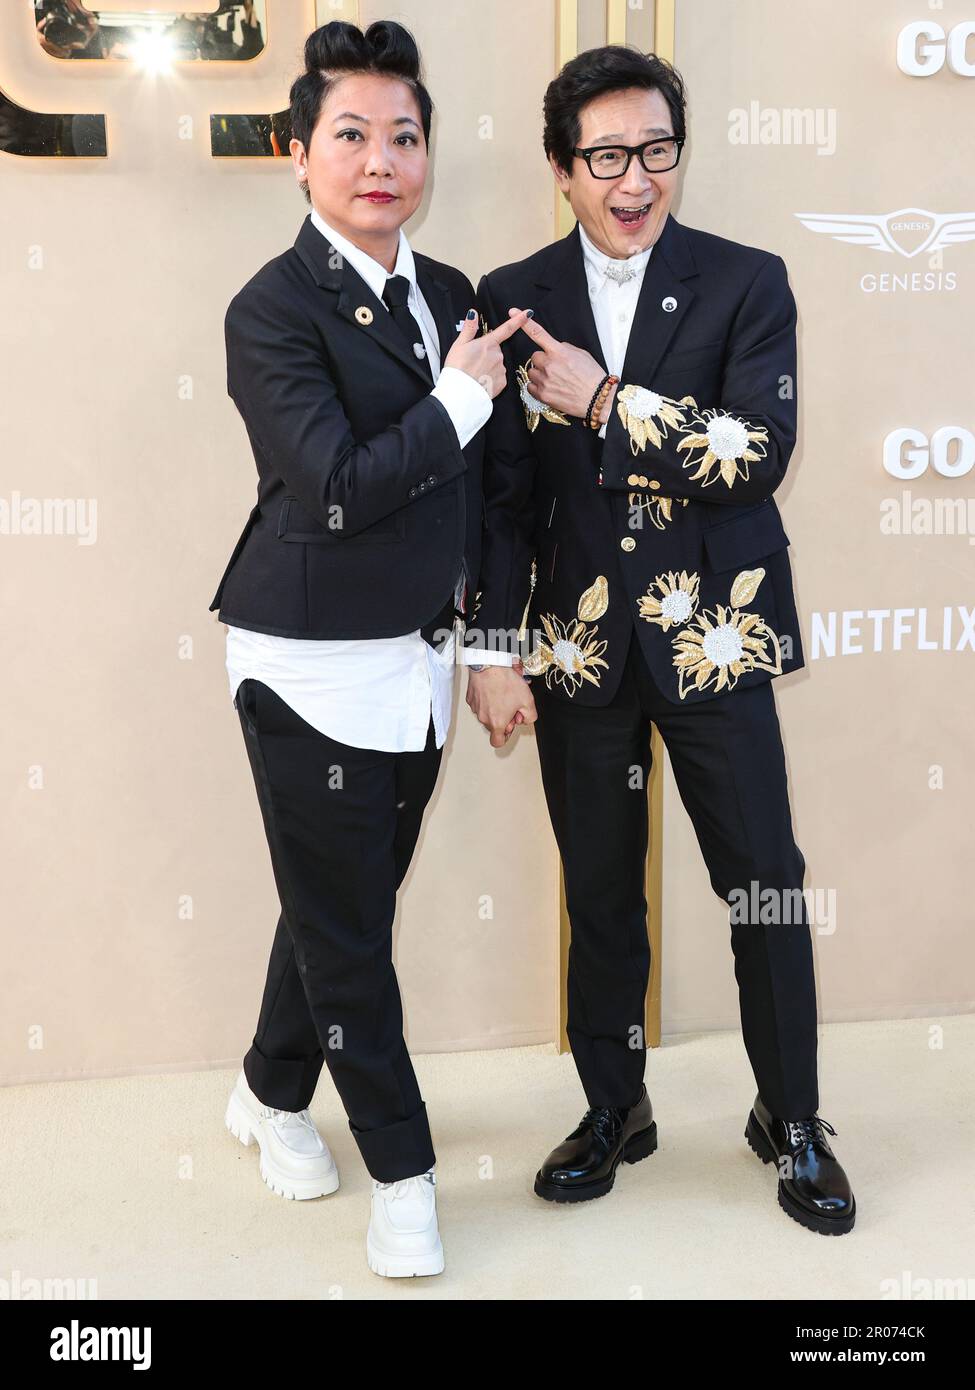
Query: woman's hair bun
302,20,422,83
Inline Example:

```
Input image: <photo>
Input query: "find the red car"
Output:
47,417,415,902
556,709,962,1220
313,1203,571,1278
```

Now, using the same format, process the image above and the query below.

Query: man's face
290,72,427,249
551,86,679,259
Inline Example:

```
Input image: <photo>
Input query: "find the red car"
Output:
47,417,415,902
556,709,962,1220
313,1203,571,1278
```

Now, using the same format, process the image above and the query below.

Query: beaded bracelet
585,373,620,430
583,374,610,429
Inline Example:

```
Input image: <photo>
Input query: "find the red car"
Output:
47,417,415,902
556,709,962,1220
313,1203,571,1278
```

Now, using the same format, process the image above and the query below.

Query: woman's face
290,72,427,252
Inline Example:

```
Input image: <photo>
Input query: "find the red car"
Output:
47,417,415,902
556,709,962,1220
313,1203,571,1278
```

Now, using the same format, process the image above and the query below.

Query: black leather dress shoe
745,1093,856,1235
534,1085,657,1203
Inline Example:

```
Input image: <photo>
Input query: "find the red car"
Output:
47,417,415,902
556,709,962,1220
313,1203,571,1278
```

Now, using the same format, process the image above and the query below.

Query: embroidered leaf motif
730,567,766,608
578,575,609,623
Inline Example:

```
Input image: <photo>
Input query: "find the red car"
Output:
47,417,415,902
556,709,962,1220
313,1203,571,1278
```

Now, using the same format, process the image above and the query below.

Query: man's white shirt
224,210,492,752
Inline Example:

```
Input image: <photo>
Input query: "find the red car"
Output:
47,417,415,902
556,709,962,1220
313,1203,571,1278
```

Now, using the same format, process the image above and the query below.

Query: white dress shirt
576,220,654,438
475,221,654,667
224,210,492,752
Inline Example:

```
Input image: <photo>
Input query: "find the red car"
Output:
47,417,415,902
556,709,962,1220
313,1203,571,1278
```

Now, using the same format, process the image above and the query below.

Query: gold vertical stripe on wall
556,0,673,1054
653,0,675,56
606,0,627,46
315,0,359,23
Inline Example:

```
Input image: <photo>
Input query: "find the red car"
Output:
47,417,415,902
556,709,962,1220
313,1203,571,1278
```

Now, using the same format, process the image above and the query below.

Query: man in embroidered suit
463,46,856,1234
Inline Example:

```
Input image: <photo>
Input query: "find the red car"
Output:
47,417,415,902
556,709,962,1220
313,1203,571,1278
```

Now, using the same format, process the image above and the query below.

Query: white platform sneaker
366,1167,444,1278
224,1069,339,1200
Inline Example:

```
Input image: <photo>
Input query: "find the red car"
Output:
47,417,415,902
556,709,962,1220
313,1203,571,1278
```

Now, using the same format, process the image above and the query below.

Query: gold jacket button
637,474,649,486
620,536,636,552
627,473,641,486
649,479,661,490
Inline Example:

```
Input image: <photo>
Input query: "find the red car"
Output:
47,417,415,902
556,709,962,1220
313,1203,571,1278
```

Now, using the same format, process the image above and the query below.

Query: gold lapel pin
354,306,374,326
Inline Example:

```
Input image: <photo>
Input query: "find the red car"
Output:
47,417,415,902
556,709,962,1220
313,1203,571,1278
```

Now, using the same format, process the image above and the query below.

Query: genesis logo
794,208,975,258
795,209,975,292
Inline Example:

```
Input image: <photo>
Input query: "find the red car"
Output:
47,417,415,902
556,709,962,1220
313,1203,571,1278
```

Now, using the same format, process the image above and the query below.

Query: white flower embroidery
615,385,692,456
637,570,701,631
676,405,769,489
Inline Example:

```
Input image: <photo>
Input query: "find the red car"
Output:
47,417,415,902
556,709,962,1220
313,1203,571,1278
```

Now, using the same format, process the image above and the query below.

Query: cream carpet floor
2,1017,972,1300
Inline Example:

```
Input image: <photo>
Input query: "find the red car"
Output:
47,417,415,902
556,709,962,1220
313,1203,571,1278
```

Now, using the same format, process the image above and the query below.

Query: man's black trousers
532,628,819,1121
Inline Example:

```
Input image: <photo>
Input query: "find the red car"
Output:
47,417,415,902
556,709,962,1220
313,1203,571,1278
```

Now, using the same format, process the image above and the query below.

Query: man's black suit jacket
208,214,483,638
466,213,805,707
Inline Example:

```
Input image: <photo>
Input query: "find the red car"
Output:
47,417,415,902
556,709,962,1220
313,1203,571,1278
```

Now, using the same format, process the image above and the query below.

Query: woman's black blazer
208,214,484,638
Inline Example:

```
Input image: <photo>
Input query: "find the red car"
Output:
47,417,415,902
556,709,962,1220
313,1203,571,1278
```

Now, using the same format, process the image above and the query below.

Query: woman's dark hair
290,20,433,204
543,46,686,175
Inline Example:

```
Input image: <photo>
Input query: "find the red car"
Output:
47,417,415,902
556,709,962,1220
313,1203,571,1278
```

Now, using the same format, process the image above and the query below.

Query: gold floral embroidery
637,570,700,630
628,493,690,531
676,405,769,489
639,567,781,698
616,384,694,456
517,362,570,432
616,384,770,491
672,605,782,697
523,576,609,694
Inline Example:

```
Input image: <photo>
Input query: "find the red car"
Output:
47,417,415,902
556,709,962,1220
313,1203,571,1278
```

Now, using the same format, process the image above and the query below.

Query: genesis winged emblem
794,208,975,259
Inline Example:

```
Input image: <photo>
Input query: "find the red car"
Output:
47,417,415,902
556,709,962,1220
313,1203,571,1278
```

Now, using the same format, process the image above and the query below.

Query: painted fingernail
466,308,477,319
526,309,535,318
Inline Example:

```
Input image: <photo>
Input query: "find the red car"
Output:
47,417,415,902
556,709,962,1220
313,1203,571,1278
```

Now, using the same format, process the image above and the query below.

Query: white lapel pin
662,296,677,312
354,305,374,325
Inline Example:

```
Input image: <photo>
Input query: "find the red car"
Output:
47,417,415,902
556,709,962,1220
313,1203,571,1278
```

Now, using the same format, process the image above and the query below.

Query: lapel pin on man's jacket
354,305,373,325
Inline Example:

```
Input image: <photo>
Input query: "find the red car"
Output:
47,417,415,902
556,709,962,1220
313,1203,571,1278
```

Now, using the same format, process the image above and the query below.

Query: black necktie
382,274,433,383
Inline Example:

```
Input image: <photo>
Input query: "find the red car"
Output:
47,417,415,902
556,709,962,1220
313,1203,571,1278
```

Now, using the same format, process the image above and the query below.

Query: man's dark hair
543,45,687,175
289,20,433,205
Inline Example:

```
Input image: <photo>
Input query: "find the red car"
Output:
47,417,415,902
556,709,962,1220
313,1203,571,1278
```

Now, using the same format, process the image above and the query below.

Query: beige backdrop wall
660,0,974,1034
1,0,559,1087
2,0,972,1089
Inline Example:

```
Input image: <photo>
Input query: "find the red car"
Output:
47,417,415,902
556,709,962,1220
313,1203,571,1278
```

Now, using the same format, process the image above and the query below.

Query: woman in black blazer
211,20,531,1279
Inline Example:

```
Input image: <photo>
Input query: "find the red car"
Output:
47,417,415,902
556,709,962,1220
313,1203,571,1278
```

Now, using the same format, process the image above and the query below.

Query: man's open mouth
611,202,652,226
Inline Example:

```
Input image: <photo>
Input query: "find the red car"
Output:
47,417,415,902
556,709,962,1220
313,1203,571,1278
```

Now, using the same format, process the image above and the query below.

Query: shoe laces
261,1104,316,1132
581,1106,624,1142
787,1114,837,1147
376,1170,436,1201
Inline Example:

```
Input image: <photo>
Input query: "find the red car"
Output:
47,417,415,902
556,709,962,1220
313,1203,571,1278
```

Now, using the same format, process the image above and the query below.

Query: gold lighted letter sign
2,2,294,156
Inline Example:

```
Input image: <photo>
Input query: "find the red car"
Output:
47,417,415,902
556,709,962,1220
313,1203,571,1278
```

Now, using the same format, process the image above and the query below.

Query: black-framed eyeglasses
573,136,685,179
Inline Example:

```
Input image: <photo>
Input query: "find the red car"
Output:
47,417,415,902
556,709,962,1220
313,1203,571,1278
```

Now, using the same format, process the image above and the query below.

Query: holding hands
466,664,537,748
